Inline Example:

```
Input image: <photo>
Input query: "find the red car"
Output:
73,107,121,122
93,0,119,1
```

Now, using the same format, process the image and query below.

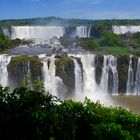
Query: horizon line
1,16,140,21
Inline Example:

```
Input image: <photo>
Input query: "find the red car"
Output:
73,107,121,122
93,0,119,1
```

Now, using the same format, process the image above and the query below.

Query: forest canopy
0,86,140,140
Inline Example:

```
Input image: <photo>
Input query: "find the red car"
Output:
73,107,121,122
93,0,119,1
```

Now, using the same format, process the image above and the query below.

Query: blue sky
0,0,140,20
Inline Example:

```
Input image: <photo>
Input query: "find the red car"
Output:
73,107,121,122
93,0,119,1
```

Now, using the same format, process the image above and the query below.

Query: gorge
1,24,140,112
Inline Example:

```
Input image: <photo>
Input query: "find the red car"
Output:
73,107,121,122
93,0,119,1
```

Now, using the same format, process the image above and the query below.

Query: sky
0,0,140,20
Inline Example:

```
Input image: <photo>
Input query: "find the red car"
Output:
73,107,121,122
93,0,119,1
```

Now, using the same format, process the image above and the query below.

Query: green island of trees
60,24,140,57
0,32,13,53
0,86,140,140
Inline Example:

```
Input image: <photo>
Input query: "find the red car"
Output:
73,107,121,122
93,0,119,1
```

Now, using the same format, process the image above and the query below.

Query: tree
99,32,125,47
0,32,13,51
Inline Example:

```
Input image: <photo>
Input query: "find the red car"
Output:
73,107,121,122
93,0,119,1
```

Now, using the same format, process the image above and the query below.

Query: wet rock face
8,60,25,88
117,56,129,93
117,56,138,94
65,27,76,38
108,68,113,94
95,55,103,85
7,55,42,89
90,27,100,37
29,57,43,84
55,56,75,97
132,56,138,83
6,54,139,95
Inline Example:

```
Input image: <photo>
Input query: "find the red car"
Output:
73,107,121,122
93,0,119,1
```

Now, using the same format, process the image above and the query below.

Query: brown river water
110,96,140,114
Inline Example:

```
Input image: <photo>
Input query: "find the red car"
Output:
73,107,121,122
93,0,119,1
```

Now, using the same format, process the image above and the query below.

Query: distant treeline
1,17,140,27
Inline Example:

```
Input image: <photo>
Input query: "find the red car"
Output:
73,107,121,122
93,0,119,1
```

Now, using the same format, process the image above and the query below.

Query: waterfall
134,58,140,95
69,54,119,98
55,76,67,100
78,54,97,98
0,54,11,87
9,26,92,41
99,55,110,94
112,26,140,35
126,55,134,95
109,56,118,94
26,61,32,89
73,58,83,100
75,26,91,38
87,26,91,38
39,55,57,96
2,28,11,37
99,55,118,94
11,26,65,40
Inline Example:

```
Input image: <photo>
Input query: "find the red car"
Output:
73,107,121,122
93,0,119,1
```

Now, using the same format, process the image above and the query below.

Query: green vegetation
0,32,13,52
55,56,75,93
126,32,140,49
79,39,100,50
77,30,131,56
0,86,140,140
58,22,136,57
99,32,125,47
11,55,39,62
55,56,74,78
94,47,131,57
8,55,43,90
11,55,43,75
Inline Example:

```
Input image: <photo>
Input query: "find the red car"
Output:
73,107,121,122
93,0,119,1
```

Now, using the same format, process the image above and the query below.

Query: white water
99,55,110,94
78,54,98,99
76,54,115,105
26,61,32,89
2,28,11,37
11,26,65,40
73,58,83,100
99,55,118,95
134,58,140,95
75,26,91,38
69,54,119,98
112,26,140,35
0,54,11,86
127,55,134,95
39,54,57,96
109,56,118,94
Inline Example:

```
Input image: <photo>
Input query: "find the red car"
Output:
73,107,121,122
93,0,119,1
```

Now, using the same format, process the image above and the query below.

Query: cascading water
99,55,118,95
112,26,140,35
75,26,91,38
2,28,11,37
99,55,110,94
73,54,116,105
39,55,57,96
73,58,83,100
25,61,32,89
134,58,140,95
109,56,118,94
4,26,92,42
0,54,11,86
78,54,97,99
126,55,134,95
11,26,65,40
70,54,119,99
